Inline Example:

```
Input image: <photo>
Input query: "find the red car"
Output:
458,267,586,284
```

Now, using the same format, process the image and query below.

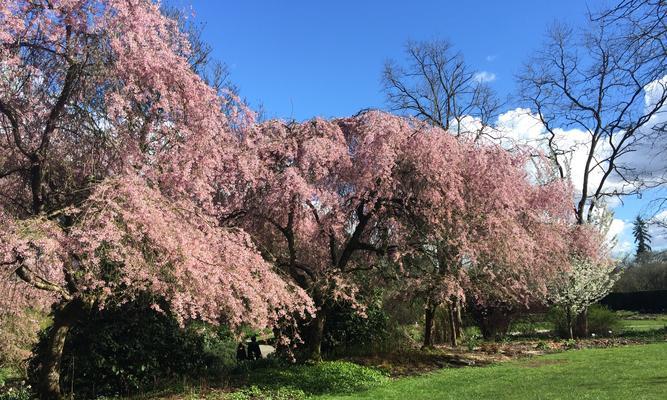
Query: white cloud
654,209,667,221
608,218,627,242
454,75,667,256
495,108,544,145
644,75,667,109
607,218,635,256
491,108,643,203
649,210,667,251
473,71,496,83
492,76,667,196
485,55,497,62
614,240,634,256
450,115,483,137
622,75,667,187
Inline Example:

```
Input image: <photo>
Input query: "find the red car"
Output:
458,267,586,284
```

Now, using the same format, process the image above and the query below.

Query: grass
620,315,667,332
507,311,667,336
241,361,389,395
315,343,667,400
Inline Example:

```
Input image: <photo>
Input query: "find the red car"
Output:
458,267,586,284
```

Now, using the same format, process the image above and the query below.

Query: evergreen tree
632,216,652,260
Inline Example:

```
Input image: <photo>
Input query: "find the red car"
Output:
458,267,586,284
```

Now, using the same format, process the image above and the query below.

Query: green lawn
316,343,667,400
621,316,667,332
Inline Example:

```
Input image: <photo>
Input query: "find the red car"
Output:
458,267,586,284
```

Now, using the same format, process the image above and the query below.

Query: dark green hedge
600,290,667,312
28,296,237,399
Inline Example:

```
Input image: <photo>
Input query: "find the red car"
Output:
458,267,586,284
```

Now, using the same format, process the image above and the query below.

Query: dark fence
600,290,667,313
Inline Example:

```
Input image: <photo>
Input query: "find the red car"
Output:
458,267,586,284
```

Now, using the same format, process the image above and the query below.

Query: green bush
548,307,571,338
0,368,29,400
322,300,389,356
466,334,481,351
549,305,622,338
587,305,622,336
224,386,306,400
0,368,13,388
469,305,515,340
249,361,388,395
536,341,550,351
28,296,237,399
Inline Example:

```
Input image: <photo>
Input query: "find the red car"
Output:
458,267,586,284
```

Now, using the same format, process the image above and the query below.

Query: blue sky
171,0,590,119
167,0,664,255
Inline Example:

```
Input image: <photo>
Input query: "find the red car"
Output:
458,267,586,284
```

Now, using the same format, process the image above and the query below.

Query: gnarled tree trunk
300,311,326,361
36,299,84,400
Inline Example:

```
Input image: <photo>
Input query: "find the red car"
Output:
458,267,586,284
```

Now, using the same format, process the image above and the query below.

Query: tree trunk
448,303,458,347
574,308,588,338
29,155,44,214
455,300,464,340
567,307,574,340
434,309,445,344
37,300,83,400
423,303,436,349
301,311,326,361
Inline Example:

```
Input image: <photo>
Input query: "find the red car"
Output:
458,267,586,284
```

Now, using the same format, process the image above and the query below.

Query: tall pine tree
632,216,652,260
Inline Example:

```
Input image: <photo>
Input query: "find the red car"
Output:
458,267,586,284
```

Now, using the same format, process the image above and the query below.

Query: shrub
613,260,667,292
469,305,515,340
0,368,14,388
536,341,550,351
225,386,306,400
508,314,552,336
466,335,481,351
0,372,31,400
548,307,571,338
587,304,622,336
249,361,388,395
28,296,237,399
322,300,389,356
549,304,621,338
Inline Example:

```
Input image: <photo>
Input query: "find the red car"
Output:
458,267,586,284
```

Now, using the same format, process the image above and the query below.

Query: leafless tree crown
518,0,667,224
382,40,501,141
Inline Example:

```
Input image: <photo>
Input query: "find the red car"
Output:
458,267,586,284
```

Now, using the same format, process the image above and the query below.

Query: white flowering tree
551,257,619,339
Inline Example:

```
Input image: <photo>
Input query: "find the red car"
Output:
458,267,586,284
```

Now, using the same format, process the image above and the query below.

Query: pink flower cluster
0,0,311,333
235,111,603,313
0,0,608,341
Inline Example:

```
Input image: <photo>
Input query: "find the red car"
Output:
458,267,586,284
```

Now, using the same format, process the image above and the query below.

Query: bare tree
382,40,502,141
597,0,666,66
596,0,667,136
518,13,667,225
599,0,667,233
